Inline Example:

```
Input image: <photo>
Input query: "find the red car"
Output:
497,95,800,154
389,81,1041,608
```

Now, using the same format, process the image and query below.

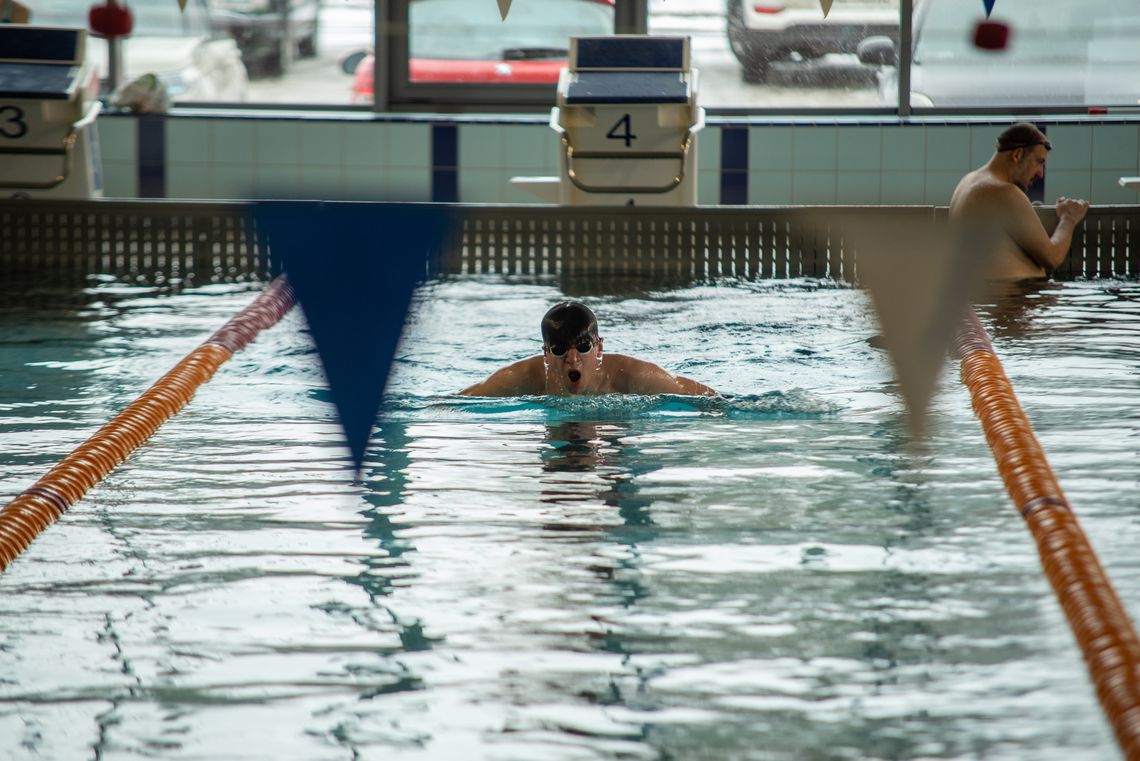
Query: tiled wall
95,114,1140,206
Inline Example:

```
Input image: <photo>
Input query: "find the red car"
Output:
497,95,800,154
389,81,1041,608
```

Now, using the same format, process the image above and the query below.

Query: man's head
541,301,602,394
996,122,1051,191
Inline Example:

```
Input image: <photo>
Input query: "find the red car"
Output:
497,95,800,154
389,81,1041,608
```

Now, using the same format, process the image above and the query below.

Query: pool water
1,274,1139,760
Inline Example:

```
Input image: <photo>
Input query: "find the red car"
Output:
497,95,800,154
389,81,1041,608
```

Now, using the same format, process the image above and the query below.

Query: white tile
749,127,793,171
343,123,387,168
100,161,137,198
880,126,926,171
792,171,837,204
698,170,720,206
969,125,998,167
1091,170,1140,203
748,171,792,205
460,125,505,170
1046,125,1093,170
382,168,430,201
837,127,881,172
386,124,432,169
97,119,137,163
836,171,881,204
879,171,925,204
212,164,257,200
343,167,385,199
1045,170,1091,201
166,119,211,165
166,164,213,199
254,165,299,197
699,128,721,177
298,166,344,198
500,125,556,171
924,126,971,172
211,120,256,165
298,123,346,166
924,171,961,205
1091,124,1139,170
792,127,837,172
254,121,301,165
459,167,507,203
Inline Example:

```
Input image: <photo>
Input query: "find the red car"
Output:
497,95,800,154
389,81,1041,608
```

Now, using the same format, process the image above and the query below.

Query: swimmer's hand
1056,196,1089,224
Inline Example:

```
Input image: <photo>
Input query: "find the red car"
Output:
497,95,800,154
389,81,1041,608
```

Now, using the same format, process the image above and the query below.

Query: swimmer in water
459,301,717,397
950,122,1089,281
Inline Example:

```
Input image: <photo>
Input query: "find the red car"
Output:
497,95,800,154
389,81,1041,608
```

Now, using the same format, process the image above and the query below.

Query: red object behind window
973,20,1011,51
88,1,133,38
752,4,786,13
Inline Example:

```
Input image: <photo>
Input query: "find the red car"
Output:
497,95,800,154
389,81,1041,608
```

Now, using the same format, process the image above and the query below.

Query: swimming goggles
547,338,595,356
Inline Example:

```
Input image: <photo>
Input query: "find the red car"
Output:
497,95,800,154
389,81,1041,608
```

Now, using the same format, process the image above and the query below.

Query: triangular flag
254,202,456,471
497,0,512,20
819,0,834,17
805,209,998,438
177,0,188,10
983,0,996,17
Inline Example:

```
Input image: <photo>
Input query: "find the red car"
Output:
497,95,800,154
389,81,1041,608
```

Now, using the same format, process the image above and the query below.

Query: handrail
0,275,296,573
954,309,1140,759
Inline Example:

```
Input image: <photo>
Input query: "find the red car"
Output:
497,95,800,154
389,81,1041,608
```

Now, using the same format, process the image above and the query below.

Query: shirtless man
950,122,1089,281
459,301,717,396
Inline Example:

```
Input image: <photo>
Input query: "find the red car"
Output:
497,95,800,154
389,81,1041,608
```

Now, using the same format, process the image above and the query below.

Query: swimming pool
2,272,1138,760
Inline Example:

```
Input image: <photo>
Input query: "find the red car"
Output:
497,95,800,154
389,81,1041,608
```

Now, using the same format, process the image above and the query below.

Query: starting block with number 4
0,25,103,198
550,35,704,206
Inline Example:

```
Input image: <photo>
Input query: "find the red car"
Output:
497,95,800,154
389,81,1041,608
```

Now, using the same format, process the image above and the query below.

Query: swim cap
996,122,1051,153
541,301,598,347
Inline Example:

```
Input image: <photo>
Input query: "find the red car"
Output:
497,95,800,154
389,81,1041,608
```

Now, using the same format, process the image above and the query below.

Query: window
650,0,899,110
904,0,1140,109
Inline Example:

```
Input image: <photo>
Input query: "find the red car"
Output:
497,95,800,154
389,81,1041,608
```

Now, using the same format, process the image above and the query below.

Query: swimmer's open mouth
568,370,582,384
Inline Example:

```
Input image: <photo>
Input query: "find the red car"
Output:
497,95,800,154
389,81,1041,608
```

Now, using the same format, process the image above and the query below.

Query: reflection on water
1,277,1138,760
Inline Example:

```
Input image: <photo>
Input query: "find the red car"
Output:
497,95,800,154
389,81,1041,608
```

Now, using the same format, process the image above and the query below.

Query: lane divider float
955,308,1140,760
0,276,296,573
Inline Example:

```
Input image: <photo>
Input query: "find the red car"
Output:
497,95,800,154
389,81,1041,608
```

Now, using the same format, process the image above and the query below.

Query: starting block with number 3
0,25,103,198
551,35,703,206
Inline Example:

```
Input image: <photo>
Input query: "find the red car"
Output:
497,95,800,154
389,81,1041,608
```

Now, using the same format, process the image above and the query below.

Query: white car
30,0,248,103
859,0,1140,107
726,0,899,82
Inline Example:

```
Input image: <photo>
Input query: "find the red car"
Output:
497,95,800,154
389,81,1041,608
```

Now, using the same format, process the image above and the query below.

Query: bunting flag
804,209,999,438
177,0,187,10
254,202,455,471
983,0,996,17
819,0,834,17
497,0,512,20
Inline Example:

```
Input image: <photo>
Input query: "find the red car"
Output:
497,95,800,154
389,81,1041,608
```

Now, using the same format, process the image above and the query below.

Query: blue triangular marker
254,201,454,471
983,0,996,17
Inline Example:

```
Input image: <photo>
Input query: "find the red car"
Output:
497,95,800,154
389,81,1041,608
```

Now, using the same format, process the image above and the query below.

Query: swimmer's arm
458,357,542,396
621,359,718,396
1006,188,1087,271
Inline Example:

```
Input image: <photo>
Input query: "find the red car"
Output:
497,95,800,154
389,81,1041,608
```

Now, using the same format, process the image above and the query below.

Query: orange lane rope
0,276,296,573
954,309,1140,760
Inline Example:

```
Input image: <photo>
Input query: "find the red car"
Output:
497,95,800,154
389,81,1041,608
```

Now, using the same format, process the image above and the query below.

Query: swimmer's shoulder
459,355,544,396
605,354,717,396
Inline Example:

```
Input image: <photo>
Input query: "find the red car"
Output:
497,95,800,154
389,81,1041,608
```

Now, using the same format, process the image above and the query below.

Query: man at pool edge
950,122,1089,281
459,301,718,397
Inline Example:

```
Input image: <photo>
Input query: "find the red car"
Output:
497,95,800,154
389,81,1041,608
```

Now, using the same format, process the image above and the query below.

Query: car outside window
408,0,615,83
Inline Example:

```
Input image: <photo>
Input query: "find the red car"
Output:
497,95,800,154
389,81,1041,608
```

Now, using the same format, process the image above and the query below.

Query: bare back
950,167,1046,280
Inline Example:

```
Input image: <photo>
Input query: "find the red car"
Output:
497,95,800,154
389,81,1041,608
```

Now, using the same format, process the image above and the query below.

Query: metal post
898,0,913,117
106,0,123,94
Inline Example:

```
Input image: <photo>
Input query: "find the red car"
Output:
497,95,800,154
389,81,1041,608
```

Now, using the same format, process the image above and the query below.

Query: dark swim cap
996,122,1052,153
541,301,598,347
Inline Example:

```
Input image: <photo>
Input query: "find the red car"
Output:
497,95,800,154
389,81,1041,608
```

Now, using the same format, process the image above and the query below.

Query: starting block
550,35,704,206
0,25,103,198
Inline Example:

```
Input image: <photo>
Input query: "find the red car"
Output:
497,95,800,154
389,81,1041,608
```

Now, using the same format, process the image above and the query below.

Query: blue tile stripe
137,115,165,199
720,125,748,205
1029,123,1046,203
431,123,458,203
